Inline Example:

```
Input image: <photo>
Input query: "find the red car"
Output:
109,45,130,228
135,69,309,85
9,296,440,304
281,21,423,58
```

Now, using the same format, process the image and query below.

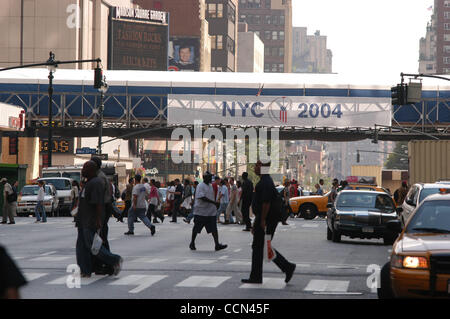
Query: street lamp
46,51,57,167
97,75,108,155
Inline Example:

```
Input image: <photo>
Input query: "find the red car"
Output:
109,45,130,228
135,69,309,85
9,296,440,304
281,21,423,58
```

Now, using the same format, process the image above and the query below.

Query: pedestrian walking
0,245,27,298
75,160,122,278
281,181,290,225
124,174,156,236
216,179,230,224
1,178,16,225
241,160,296,284
189,172,227,252
35,180,47,223
148,179,163,223
240,172,254,231
328,179,339,203
225,177,243,224
184,181,198,224
170,179,183,223
166,181,175,217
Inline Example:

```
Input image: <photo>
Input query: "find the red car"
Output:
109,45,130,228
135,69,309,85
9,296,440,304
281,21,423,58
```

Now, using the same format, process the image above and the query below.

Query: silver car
16,184,59,216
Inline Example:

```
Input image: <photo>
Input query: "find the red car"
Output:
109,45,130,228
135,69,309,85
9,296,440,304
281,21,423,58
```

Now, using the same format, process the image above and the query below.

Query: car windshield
406,200,450,233
419,188,450,203
21,185,52,196
40,179,71,190
62,172,81,183
336,193,395,212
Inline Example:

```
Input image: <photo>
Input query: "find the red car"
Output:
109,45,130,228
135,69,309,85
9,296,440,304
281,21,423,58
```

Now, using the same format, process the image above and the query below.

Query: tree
384,142,408,170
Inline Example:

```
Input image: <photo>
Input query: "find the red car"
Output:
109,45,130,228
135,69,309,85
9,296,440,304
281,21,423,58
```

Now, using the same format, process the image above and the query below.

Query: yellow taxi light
403,256,428,269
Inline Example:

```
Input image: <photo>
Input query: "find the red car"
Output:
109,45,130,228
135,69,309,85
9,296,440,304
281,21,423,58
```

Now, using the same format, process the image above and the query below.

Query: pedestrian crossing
22,271,369,295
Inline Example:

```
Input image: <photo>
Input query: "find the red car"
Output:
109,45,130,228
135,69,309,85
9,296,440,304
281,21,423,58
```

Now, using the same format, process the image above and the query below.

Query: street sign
91,153,108,160
76,147,97,155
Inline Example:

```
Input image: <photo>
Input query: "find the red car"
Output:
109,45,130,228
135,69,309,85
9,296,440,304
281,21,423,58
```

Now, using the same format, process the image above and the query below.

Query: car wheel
377,262,394,299
301,204,318,220
327,226,332,240
331,227,341,243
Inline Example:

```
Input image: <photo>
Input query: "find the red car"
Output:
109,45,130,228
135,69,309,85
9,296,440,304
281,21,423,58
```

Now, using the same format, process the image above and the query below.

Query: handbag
264,234,276,263
91,230,103,256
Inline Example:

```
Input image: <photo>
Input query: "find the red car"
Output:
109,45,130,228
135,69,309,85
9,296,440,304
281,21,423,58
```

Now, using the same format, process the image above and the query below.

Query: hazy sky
292,0,434,82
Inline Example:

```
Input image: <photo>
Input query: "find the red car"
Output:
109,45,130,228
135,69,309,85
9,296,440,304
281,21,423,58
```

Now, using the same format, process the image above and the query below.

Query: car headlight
391,255,428,269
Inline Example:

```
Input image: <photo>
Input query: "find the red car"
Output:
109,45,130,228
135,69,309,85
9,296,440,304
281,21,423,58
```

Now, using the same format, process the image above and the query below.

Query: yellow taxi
289,184,391,220
378,188,450,298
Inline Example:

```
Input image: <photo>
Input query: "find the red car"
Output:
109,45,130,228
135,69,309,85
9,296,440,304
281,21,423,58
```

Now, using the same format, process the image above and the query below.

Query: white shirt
132,183,149,209
217,185,229,204
37,186,45,201
194,182,217,217
167,186,175,200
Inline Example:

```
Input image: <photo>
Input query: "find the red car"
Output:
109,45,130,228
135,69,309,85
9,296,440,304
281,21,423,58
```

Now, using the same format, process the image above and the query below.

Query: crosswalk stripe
227,261,251,266
304,280,349,292
180,259,216,265
131,257,168,263
47,275,107,285
240,278,286,289
24,273,48,281
176,276,231,288
109,275,167,293
302,224,319,228
30,256,72,262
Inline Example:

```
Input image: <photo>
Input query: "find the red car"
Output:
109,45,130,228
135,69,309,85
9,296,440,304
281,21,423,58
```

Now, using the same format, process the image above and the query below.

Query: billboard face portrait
168,38,200,71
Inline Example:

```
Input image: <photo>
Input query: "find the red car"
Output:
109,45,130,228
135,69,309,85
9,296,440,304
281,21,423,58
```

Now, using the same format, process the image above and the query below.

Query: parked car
378,189,450,298
16,184,59,217
326,190,399,245
38,177,74,214
400,183,450,227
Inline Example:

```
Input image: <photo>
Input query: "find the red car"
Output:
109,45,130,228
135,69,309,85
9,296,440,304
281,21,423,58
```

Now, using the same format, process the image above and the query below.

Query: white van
38,177,74,214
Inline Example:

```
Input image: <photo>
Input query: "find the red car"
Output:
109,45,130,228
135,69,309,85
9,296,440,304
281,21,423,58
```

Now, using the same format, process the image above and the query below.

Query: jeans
226,201,243,223
35,201,46,222
216,202,230,222
127,208,154,232
76,227,121,275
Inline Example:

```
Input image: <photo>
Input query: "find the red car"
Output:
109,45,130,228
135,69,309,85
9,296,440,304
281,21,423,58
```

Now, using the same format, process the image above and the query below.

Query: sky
292,0,435,83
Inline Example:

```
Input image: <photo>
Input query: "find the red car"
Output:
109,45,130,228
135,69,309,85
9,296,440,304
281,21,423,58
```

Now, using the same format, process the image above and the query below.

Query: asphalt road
0,216,392,300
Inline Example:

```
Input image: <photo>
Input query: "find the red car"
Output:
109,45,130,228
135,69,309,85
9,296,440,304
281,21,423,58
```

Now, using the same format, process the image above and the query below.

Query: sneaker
8,222,15,224
183,218,191,224
215,244,227,251
124,231,134,235
150,225,156,236
113,257,123,276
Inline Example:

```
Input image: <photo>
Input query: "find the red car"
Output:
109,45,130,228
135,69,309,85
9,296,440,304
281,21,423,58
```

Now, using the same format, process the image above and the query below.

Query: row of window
206,3,236,23
445,1,450,8
239,0,272,9
238,14,285,26
264,63,284,72
265,46,285,57
211,35,235,54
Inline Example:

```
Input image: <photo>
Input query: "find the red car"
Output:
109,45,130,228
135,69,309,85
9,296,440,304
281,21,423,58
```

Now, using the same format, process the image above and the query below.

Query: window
217,4,223,18
272,31,278,40
271,47,278,56
208,3,216,18
272,15,279,25
265,31,271,40
265,15,271,24
280,15,285,25
444,57,450,64
444,45,450,53
217,35,223,50
211,35,216,49
446,1,450,8
228,4,236,23
226,36,235,54
445,34,450,41
278,64,284,72
239,14,246,23
279,31,285,40
279,47,284,56
445,23,450,30
264,63,270,72
265,0,271,8
271,64,277,72
426,64,433,70
254,15,261,25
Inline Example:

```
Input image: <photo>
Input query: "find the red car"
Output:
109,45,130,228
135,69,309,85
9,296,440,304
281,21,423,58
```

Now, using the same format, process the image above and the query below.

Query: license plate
362,227,374,233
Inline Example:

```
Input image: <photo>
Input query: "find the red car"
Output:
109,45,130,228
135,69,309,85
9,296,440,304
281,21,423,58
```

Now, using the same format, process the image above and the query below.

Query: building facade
205,0,238,72
237,22,264,72
238,0,292,73
292,27,332,74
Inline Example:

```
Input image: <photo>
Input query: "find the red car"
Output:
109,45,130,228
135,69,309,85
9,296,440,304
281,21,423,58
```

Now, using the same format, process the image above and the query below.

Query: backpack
7,187,18,203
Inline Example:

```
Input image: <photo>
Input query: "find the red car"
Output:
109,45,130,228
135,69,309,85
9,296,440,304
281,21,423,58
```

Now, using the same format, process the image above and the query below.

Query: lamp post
97,75,108,155
46,52,57,167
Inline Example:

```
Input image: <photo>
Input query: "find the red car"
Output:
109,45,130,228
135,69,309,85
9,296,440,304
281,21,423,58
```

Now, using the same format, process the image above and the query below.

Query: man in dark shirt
240,172,254,231
0,245,26,299
241,161,296,284
75,160,122,278
170,179,184,223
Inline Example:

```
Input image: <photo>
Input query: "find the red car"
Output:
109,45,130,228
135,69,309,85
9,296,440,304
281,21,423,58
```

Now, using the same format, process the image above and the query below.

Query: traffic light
94,67,103,89
391,84,407,105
